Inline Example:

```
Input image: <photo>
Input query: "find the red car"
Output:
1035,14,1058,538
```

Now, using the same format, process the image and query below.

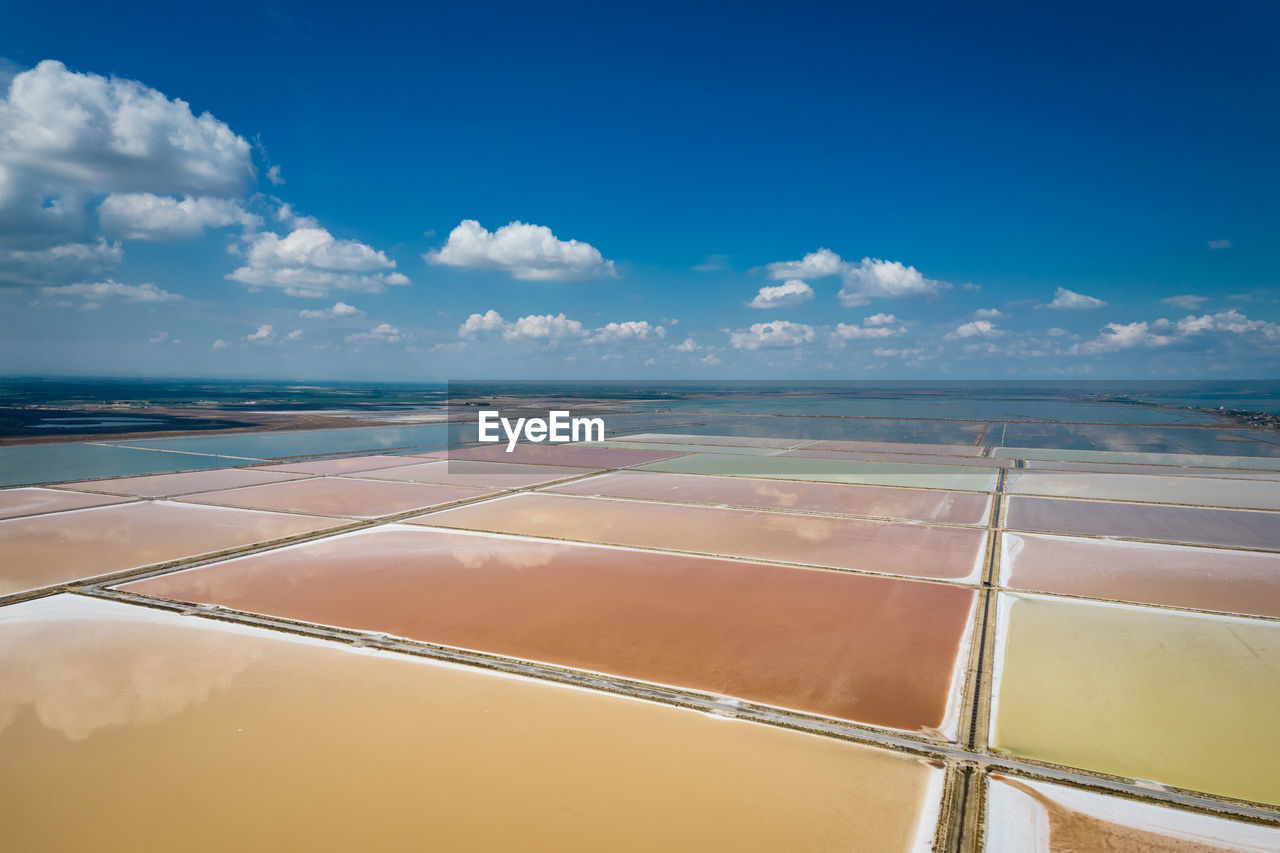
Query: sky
0,0,1277,380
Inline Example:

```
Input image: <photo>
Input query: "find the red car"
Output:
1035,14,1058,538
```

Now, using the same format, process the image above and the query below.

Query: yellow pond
990,593,1280,806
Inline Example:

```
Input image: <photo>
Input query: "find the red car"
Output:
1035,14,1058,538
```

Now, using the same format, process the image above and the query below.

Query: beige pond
414,492,988,581
0,487,133,520
989,593,1280,806
1001,532,1280,618
0,501,341,596
546,470,992,526
357,459,597,489
68,467,308,497
178,476,496,518
0,594,945,852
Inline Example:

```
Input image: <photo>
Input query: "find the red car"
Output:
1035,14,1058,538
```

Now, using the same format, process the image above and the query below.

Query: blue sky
1,0,1277,379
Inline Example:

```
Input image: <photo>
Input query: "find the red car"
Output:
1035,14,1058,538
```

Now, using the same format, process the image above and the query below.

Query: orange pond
546,470,992,525
413,492,987,581
121,526,977,736
0,501,341,596
1001,532,1280,619
0,595,945,853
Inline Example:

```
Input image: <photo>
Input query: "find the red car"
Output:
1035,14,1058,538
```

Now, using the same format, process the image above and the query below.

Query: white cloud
1046,327,1070,337
0,60,254,197
729,320,815,350
673,337,700,352
700,353,721,365
98,193,258,241
1162,294,1207,311
425,219,617,281
833,323,895,340
211,339,228,350
38,279,179,308
1045,287,1106,310
285,329,302,340
299,301,364,320
1176,309,1280,341
863,313,899,326
346,323,403,345
763,249,951,307
584,320,665,344
1208,239,1232,250
947,319,1003,339
458,309,507,337
747,279,813,309
266,165,284,186
973,307,1004,319
228,226,408,297
0,61,265,289
148,331,169,344
838,257,950,307
1072,321,1170,353
1072,309,1280,356
504,313,586,340
246,324,273,342
1,238,121,286
763,248,844,281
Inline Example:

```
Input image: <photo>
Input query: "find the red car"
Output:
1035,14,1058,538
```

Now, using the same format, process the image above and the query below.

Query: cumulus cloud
833,323,895,340
673,337,700,352
763,248,844,281
1045,287,1106,310
1175,309,1280,341
747,279,813,309
246,324,273,342
458,309,507,337
863,313,899,326
459,309,676,347
346,323,403,345
584,320,666,344
1162,294,1207,311
0,60,264,288
0,60,254,197
228,226,408,297
973,307,1004,319
98,193,258,241
266,165,284,186
838,257,950,307
1,238,121,286
947,319,1003,339
425,219,617,281
299,301,364,319
37,279,179,308
763,248,951,307
504,313,587,340
729,320,815,350
1208,239,1232,250
1072,321,1170,353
